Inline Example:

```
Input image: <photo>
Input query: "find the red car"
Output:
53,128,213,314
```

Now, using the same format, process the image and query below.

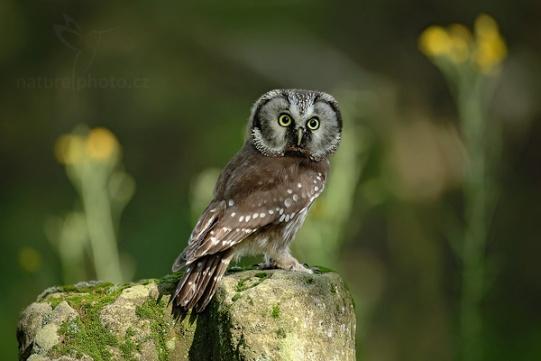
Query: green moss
135,299,169,361
117,327,137,361
119,336,136,359
191,300,248,360
50,286,124,361
125,327,136,338
235,334,248,356
235,278,247,293
226,265,256,273
156,272,183,297
313,265,335,273
46,296,64,309
44,283,123,308
231,293,242,302
55,318,115,360
254,272,268,278
271,304,281,319
60,282,114,294
235,272,271,293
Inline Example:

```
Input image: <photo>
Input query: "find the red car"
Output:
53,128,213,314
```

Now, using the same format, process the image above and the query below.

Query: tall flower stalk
51,126,135,283
419,14,506,361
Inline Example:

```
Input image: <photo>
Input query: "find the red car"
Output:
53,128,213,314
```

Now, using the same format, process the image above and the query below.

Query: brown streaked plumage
171,89,342,320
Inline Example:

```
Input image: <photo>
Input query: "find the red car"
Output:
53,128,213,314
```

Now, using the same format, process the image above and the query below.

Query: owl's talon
291,263,313,274
274,259,313,273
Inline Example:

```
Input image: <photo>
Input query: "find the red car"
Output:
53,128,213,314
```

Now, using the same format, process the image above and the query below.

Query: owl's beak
296,128,304,146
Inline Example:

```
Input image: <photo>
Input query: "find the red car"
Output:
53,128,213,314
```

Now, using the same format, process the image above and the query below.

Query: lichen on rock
18,269,356,361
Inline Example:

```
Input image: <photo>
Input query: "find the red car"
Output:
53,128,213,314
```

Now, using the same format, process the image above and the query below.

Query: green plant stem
80,164,123,283
457,77,488,361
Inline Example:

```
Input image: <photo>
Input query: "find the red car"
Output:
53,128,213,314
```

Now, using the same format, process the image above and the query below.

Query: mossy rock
17,270,356,361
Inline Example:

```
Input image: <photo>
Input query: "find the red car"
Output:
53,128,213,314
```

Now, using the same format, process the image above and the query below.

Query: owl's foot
273,253,313,274
288,262,313,274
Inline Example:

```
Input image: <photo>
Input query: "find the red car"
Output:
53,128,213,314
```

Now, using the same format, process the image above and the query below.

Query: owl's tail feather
170,251,233,321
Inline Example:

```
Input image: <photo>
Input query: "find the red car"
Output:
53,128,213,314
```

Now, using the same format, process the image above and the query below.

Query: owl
170,89,342,320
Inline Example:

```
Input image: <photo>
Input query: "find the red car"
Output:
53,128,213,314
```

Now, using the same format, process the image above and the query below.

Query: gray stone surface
17,269,356,361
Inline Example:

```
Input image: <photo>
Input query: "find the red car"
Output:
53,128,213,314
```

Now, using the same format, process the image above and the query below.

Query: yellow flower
419,14,506,73
54,134,85,165
419,24,472,64
19,246,42,273
418,26,452,57
85,127,119,160
474,14,507,73
447,24,473,64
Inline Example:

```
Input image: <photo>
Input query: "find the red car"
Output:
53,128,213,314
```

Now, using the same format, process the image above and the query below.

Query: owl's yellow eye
307,117,320,130
278,114,292,127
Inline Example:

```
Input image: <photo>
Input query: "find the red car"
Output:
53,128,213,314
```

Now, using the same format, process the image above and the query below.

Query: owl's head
248,89,342,161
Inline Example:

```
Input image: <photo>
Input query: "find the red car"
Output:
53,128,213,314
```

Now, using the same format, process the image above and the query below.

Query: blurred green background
1,1,540,360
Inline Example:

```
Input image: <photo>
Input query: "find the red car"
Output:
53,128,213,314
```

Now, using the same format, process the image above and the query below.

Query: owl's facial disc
301,100,342,160
249,89,342,161
250,96,290,157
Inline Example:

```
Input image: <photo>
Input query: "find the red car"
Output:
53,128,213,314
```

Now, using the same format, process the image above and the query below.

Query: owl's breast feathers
172,144,328,271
